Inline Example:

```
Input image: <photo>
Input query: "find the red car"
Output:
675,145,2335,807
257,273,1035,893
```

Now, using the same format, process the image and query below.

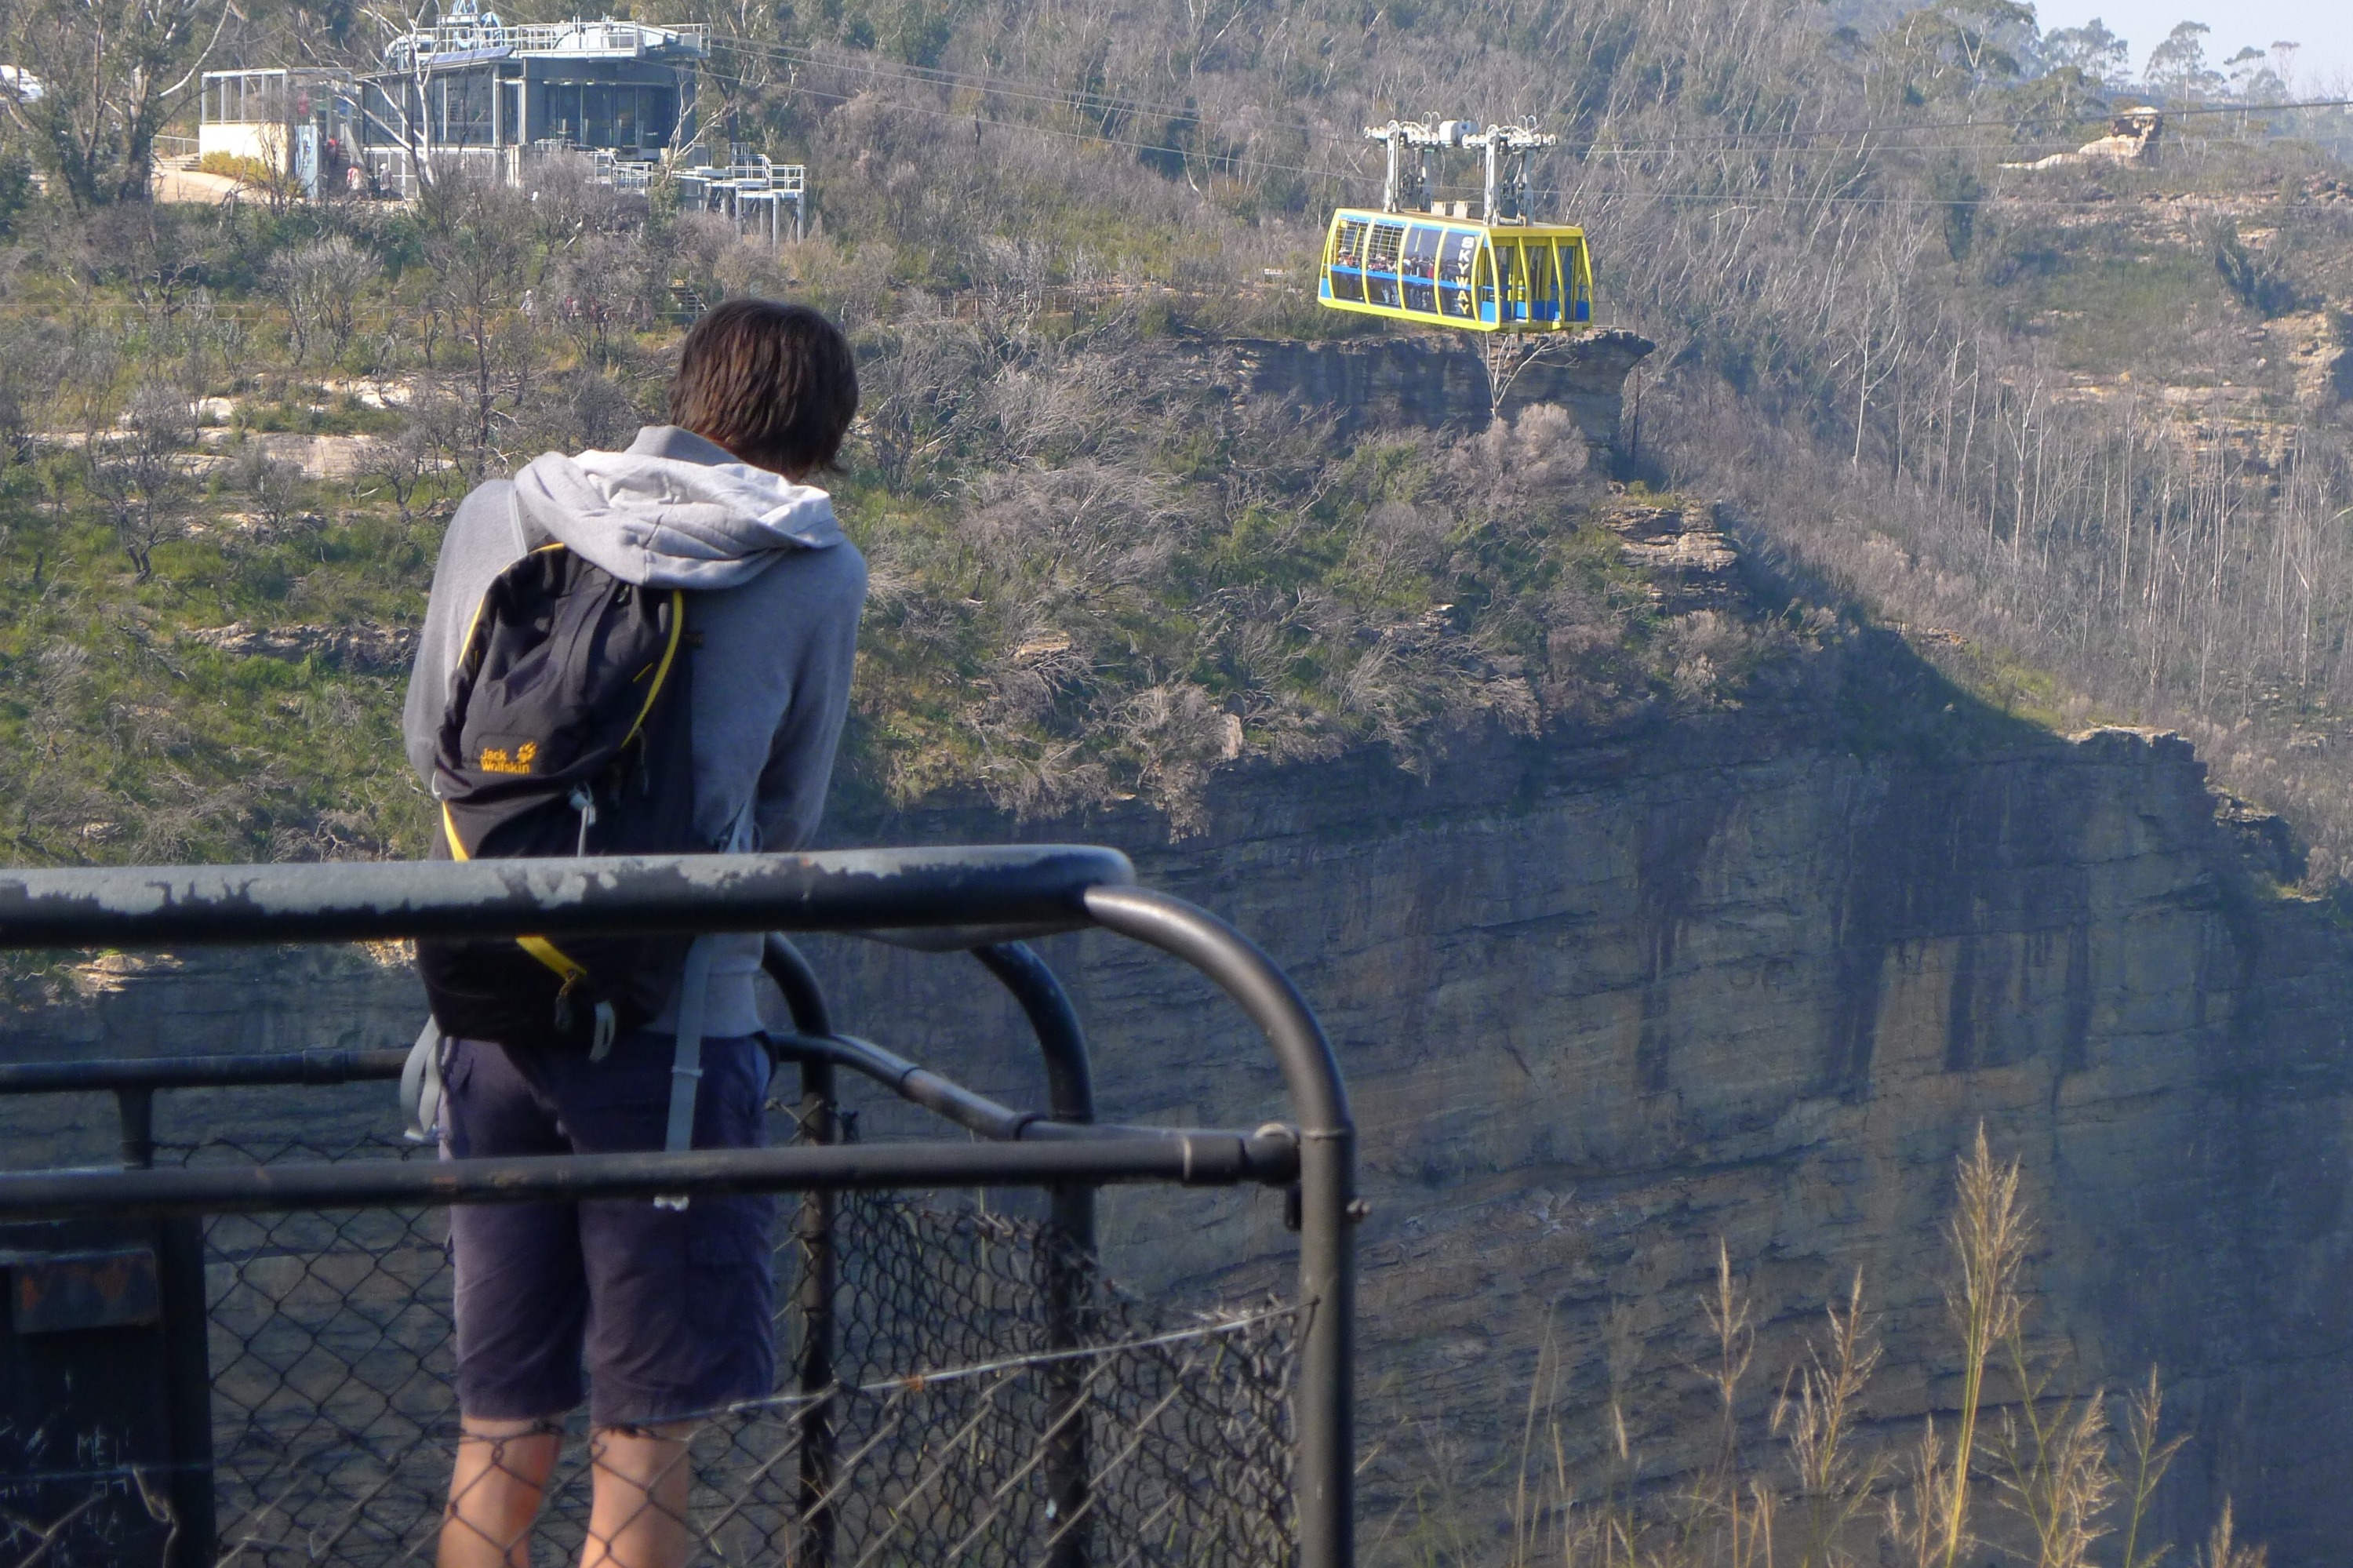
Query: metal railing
0,846,1355,1567
382,19,710,68
673,149,809,244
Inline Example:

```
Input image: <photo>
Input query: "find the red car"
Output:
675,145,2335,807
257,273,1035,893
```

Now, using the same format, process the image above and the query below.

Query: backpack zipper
569,784,598,855
559,784,616,1054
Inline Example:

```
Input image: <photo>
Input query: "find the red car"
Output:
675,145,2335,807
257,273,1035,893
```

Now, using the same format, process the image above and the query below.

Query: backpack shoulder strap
400,1017,445,1144
653,800,748,1208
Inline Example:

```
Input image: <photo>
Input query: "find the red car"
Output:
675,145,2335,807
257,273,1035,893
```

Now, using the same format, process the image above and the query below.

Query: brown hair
668,300,859,478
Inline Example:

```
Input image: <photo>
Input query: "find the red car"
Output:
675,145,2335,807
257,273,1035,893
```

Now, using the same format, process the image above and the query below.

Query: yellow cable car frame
1318,208,1594,333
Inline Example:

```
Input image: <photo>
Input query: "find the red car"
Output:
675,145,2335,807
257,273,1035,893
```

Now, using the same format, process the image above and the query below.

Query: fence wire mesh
152,1122,1297,1568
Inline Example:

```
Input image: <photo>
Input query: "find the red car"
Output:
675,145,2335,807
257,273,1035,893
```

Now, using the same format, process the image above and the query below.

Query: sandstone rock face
798,715,2353,1563
1219,329,1657,456
6,686,2349,1560
2265,310,2351,413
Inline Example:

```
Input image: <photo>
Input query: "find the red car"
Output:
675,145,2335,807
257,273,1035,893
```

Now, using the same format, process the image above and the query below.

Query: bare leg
442,1417,563,1568
580,1424,697,1568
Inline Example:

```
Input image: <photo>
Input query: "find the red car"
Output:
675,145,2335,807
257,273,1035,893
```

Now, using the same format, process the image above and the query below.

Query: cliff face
800,665,2353,1562
9,646,2351,1559
1213,329,1657,455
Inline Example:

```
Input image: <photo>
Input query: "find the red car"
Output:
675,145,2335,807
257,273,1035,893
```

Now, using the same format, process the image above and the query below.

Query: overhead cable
695,56,2353,213
704,33,2353,157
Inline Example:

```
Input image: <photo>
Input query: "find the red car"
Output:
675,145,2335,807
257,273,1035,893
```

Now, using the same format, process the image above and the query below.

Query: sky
2032,0,2353,90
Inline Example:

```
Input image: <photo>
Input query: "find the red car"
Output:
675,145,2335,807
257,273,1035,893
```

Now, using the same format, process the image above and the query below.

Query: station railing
0,846,1355,1567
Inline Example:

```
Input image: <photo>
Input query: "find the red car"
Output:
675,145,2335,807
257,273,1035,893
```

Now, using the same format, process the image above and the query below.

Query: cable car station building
355,5,707,195
198,69,362,197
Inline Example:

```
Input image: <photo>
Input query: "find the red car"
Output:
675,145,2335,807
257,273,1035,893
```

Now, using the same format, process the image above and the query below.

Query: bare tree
414,171,534,475
275,236,377,368
230,444,307,538
89,379,198,581
365,415,437,528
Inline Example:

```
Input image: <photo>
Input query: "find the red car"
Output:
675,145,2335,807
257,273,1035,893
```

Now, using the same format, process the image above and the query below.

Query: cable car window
1437,231,1476,287
1366,222,1405,308
1527,243,1558,322
1402,225,1442,314
1333,220,1369,268
1329,218,1369,304
1437,229,1478,319
1493,242,1519,322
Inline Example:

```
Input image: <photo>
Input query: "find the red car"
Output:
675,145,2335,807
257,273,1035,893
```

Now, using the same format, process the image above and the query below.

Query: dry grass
1940,1125,2032,1568
1774,1269,1885,1568
1366,1123,2250,1568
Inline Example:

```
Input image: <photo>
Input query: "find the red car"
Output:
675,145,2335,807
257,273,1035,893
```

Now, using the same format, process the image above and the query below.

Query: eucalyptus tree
0,0,215,206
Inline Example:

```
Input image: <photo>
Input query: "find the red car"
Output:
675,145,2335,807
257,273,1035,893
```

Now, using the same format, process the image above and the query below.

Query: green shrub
198,151,283,187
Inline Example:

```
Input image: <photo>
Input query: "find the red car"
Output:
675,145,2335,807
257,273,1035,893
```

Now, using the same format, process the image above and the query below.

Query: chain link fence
176,1126,1297,1567
0,856,1349,1568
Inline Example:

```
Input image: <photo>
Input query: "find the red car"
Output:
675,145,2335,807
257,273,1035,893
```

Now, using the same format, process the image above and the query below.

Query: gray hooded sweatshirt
402,424,867,1037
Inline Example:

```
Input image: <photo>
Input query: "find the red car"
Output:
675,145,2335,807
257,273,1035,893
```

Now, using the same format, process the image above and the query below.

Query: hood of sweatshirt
510,426,843,590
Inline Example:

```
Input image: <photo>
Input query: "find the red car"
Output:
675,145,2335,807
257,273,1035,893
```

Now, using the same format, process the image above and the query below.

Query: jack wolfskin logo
478,741,539,774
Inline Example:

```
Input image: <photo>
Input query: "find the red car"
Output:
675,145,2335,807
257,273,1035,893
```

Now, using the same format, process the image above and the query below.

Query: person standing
401,300,866,1568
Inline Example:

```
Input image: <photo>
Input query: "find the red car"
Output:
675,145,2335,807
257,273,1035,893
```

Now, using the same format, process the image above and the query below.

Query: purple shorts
442,1031,777,1428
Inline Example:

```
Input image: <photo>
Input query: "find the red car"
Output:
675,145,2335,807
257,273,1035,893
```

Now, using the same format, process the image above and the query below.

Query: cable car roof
1326,207,1588,240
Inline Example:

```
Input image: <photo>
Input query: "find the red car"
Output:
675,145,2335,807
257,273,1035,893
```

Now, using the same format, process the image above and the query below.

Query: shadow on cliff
1722,504,2062,770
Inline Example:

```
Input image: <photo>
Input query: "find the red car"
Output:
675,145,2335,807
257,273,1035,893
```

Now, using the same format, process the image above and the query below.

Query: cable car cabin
1318,209,1593,333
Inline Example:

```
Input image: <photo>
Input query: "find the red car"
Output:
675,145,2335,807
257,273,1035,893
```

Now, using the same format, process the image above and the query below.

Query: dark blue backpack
416,542,700,1052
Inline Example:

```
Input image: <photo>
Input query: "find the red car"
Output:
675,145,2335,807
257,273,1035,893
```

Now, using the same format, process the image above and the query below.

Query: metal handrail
970,939,1094,1568
0,1047,407,1093
769,1031,1181,1145
973,942,1093,1126
1082,883,1355,1561
0,846,1354,1568
763,935,838,1563
0,1133,1299,1221
0,846,1134,948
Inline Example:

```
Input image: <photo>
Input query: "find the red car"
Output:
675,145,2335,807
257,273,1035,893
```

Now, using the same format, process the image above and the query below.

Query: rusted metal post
117,1086,216,1568
766,936,837,1566
974,943,1094,1566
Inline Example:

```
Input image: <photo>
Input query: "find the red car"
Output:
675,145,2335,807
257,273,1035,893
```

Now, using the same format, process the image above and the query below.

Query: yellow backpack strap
442,801,591,995
624,589,686,745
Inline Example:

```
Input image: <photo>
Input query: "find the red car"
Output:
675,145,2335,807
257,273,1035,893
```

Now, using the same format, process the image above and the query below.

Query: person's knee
589,1421,699,1483
600,1421,698,1442
583,1427,699,1566
463,1415,563,1441
453,1417,565,1493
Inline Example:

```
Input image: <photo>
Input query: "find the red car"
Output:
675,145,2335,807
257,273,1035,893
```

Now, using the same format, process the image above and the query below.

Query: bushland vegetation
0,167,1758,860
1365,1130,2254,1568
682,0,2353,875
1,0,2351,870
